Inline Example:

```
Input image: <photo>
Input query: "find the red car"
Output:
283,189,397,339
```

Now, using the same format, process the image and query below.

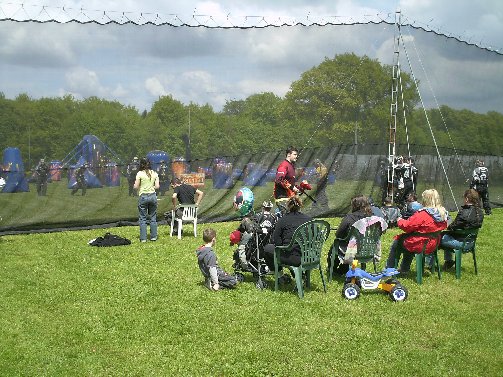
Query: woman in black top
263,196,312,280
327,195,373,275
442,189,484,269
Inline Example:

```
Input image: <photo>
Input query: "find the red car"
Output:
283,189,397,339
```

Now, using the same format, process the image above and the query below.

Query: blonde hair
421,189,447,221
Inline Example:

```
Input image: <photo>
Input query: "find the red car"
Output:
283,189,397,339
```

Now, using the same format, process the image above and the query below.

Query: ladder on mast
386,11,402,204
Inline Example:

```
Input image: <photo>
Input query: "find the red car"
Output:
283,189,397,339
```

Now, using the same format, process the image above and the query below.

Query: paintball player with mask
71,163,88,196
470,159,491,215
35,158,50,196
127,157,140,196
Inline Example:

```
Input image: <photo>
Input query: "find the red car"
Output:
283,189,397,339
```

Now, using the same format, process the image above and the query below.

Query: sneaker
151,237,157,241
140,239,147,243
204,278,212,290
443,260,455,271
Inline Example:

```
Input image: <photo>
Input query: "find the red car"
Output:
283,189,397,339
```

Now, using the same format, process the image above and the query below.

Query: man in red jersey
273,146,300,214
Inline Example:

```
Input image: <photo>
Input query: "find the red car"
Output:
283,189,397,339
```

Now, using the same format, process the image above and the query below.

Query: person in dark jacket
71,164,88,196
126,157,140,196
35,158,50,196
470,159,491,215
327,195,373,275
381,196,401,228
401,192,423,219
263,195,312,283
441,189,484,270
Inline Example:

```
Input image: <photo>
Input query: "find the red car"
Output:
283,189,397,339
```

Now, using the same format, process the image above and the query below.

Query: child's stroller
232,210,277,290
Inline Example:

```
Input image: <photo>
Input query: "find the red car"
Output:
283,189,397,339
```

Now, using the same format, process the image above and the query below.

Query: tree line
1,53,501,170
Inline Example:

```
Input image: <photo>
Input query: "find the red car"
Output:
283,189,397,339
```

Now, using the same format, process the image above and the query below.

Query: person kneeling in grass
196,228,238,291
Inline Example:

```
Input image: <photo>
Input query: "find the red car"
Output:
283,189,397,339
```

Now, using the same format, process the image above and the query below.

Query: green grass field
1,210,502,376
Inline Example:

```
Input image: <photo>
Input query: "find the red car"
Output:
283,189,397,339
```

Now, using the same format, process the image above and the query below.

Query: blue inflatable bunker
63,135,123,189
1,147,29,193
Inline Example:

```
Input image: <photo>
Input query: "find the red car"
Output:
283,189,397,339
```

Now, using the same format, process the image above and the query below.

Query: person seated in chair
381,196,401,228
385,189,448,274
441,189,484,270
166,177,204,233
327,195,373,276
400,192,423,219
263,195,311,284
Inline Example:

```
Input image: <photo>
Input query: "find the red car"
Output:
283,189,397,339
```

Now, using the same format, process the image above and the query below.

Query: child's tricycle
342,260,408,301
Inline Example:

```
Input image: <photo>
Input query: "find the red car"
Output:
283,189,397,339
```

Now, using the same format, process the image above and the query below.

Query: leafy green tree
282,53,419,146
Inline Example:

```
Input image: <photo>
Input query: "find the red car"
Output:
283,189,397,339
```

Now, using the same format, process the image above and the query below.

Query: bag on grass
89,232,131,247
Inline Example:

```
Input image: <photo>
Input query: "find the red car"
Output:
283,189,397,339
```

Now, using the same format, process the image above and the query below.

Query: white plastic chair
170,204,198,239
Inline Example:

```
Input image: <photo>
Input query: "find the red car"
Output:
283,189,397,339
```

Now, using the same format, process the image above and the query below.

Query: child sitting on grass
196,228,238,291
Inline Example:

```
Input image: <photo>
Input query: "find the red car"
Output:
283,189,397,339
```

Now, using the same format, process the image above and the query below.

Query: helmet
133,156,139,161
229,230,242,245
233,187,254,216
262,200,273,208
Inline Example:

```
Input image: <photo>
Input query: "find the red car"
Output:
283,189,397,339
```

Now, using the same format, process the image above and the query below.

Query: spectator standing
133,158,160,242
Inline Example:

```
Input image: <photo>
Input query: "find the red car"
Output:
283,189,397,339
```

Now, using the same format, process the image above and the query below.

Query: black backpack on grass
89,233,131,247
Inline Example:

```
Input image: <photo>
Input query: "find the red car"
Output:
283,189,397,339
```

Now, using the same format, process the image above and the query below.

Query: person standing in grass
133,158,160,243
470,159,491,215
273,146,300,215
441,189,484,270
197,228,238,291
311,159,329,213
386,188,448,273
35,158,50,196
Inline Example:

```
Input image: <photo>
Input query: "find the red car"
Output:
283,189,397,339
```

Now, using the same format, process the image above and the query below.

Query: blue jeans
441,234,473,262
138,193,158,241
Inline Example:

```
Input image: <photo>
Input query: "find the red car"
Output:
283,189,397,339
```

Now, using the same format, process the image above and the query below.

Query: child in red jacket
385,189,448,273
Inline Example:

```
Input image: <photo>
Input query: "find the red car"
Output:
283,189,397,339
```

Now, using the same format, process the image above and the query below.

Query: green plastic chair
394,231,442,284
273,220,331,298
328,218,384,282
440,228,479,279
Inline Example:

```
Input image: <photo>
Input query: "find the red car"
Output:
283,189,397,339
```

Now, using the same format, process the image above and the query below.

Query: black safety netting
1,144,502,234
0,14,502,234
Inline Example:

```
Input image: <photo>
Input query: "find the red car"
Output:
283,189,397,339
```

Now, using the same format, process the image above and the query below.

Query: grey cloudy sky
0,0,502,113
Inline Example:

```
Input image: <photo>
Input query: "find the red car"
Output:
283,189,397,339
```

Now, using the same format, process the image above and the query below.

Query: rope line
404,24,469,181
302,22,393,153
399,29,459,211
0,2,501,54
